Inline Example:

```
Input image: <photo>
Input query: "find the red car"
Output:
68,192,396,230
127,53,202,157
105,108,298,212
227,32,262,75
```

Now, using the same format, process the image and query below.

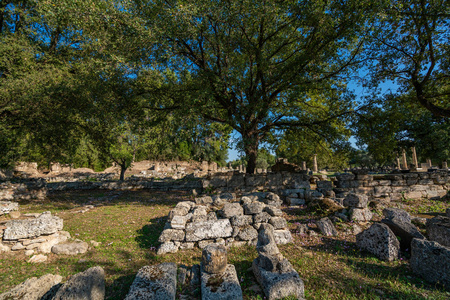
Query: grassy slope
0,190,449,299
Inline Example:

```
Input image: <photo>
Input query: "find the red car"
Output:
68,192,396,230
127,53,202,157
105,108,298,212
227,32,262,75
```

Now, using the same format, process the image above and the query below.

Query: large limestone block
0,274,62,300
410,238,450,287
3,211,63,240
252,257,305,300
186,219,233,242
201,264,243,300
273,230,293,244
230,215,253,227
356,223,399,261
426,216,450,247
53,266,105,300
125,263,177,300
350,207,373,222
158,229,185,243
381,218,425,251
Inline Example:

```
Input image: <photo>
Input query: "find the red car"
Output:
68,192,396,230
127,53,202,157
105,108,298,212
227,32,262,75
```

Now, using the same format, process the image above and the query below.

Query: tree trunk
119,164,127,181
243,131,259,174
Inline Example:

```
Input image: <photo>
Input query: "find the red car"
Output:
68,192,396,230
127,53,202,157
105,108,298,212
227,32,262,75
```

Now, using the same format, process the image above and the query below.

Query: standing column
402,149,408,170
426,159,432,168
313,154,318,173
302,161,307,171
411,147,418,169
396,157,402,170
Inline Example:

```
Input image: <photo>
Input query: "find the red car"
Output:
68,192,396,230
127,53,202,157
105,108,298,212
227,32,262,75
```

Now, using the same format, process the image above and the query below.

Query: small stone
230,215,253,227
264,206,283,217
24,250,34,256
9,211,21,219
179,242,195,250
195,196,213,205
253,212,271,223
11,243,25,251
243,202,265,215
28,254,48,263
0,243,11,253
158,229,185,242
316,217,338,236
201,243,228,274
274,230,293,244
53,266,105,300
51,241,89,255
157,241,179,255
171,215,190,229
269,217,288,230
90,240,101,247
296,224,308,235
220,202,244,218
344,193,368,208
237,226,258,241
198,240,214,249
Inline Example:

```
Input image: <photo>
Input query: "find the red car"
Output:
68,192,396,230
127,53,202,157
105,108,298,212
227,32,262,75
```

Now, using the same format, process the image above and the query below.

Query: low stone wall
0,180,47,201
332,171,450,202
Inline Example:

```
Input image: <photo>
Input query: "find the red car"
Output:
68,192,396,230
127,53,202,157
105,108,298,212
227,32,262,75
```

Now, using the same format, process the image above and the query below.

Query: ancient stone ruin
157,192,293,254
0,210,88,261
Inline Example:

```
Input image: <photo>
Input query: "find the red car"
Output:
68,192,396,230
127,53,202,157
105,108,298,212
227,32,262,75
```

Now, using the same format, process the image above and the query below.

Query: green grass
1,190,449,299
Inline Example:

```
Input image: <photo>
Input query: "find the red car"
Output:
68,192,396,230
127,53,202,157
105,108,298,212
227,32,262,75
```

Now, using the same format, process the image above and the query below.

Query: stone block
220,203,243,218
230,215,253,227
195,196,213,205
243,202,265,215
350,208,373,222
356,223,399,261
382,207,411,223
158,229,185,243
54,266,105,300
269,217,288,230
343,193,368,209
373,186,392,197
186,219,233,242
410,239,450,287
287,197,305,206
3,212,63,240
0,274,61,300
201,264,243,300
273,230,293,244
426,216,450,247
336,173,355,181
253,212,271,223
157,241,179,255
316,217,338,236
125,263,177,300
202,244,227,274
0,201,19,215
262,193,283,207
264,206,283,217
51,241,89,255
381,218,425,251
252,258,304,300
317,180,333,190
237,226,258,241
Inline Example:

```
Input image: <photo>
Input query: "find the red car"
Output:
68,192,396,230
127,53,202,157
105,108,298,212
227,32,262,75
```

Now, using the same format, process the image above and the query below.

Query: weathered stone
273,230,293,244
317,180,333,190
179,242,195,250
381,218,425,251
186,219,233,242
262,193,283,208
237,226,258,241
168,202,191,219
253,257,304,300
158,229,185,243
253,212,271,223
28,254,48,263
264,206,283,217
230,215,253,227
192,205,208,216
256,224,280,255
38,232,70,254
201,264,243,300
9,211,21,219
3,211,63,240
410,238,450,287
53,266,105,300
195,196,213,205
426,216,450,247
0,274,62,300
296,224,308,235
207,212,218,221
24,250,34,256
356,223,400,261
382,207,411,223
316,217,338,236
350,207,373,222
157,241,179,255
243,202,265,215
220,202,244,218
286,197,305,206
336,173,355,181
11,243,25,251
171,214,190,229
343,193,368,208
0,201,18,215
198,240,214,249
51,241,89,255
202,243,228,274
269,217,287,230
